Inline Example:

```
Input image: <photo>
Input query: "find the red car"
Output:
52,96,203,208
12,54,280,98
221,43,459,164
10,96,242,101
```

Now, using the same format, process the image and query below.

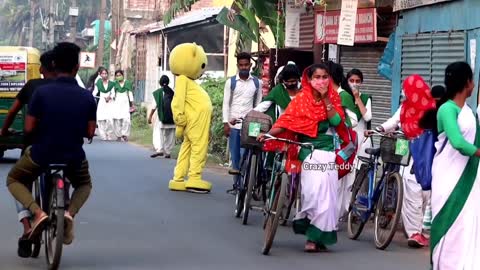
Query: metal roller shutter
340,46,392,132
401,32,466,88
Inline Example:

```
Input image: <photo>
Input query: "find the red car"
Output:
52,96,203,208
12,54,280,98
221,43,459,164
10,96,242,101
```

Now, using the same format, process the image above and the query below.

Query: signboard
315,8,377,45
337,0,359,46
393,0,455,12
0,52,27,92
285,0,303,47
80,52,96,68
318,0,375,10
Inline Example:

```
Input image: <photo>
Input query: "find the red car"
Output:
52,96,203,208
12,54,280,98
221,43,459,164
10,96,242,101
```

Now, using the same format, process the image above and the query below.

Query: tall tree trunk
48,0,55,49
97,0,106,68
110,0,117,66
28,0,36,47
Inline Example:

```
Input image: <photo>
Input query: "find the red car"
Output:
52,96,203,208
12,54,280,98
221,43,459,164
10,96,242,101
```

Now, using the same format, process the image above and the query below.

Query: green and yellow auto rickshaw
0,46,41,158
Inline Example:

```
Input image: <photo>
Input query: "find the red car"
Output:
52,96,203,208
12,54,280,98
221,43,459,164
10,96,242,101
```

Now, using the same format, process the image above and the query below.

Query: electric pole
69,1,79,43
97,0,107,68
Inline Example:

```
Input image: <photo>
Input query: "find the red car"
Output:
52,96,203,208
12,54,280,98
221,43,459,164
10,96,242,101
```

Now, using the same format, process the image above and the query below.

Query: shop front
313,4,396,128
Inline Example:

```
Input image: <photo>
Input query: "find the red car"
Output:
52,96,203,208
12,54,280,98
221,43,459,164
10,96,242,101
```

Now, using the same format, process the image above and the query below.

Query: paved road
0,141,428,270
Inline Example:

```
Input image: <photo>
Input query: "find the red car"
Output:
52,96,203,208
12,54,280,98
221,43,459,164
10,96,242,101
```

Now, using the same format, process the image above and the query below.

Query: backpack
410,129,447,191
229,76,260,108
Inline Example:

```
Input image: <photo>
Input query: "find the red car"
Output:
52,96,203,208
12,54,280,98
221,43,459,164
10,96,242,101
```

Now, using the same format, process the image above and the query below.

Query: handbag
333,121,358,179
409,129,447,191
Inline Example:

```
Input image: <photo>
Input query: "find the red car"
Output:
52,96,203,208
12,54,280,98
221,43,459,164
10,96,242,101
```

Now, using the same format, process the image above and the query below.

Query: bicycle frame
356,156,398,222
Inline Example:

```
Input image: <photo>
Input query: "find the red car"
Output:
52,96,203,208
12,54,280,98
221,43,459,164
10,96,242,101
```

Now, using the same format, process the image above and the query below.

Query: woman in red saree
259,63,350,252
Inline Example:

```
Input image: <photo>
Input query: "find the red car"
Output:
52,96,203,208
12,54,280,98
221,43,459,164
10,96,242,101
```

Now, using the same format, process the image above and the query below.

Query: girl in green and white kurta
326,62,373,219
92,68,116,141
431,62,480,270
113,70,134,141
260,63,351,252
254,62,301,122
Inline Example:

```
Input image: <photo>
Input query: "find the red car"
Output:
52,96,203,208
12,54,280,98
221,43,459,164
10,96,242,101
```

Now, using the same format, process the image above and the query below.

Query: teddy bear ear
192,43,198,57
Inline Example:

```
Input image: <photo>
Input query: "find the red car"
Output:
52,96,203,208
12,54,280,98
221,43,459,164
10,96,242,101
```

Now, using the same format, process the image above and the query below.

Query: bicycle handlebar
365,129,405,138
263,133,314,149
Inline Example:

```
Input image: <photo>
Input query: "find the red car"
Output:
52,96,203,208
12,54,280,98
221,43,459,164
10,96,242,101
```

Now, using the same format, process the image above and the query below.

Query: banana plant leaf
216,7,258,42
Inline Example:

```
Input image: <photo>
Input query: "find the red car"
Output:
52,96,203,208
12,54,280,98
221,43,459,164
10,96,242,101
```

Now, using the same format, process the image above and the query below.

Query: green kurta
298,113,341,161
339,90,371,127
153,88,164,121
114,80,133,93
96,80,116,93
263,84,293,123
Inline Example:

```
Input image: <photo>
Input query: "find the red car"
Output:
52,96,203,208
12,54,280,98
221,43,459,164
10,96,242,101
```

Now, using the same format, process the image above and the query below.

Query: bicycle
31,138,92,269
30,164,70,270
347,130,409,250
261,134,314,255
231,118,269,225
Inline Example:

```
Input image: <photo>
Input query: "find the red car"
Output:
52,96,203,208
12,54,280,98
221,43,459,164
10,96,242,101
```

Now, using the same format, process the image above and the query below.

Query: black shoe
228,169,240,175
18,235,32,258
151,152,164,158
165,155,171,159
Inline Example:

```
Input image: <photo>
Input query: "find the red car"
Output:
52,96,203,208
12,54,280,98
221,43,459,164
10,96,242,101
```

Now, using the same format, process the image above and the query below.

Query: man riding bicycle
6,42,97,249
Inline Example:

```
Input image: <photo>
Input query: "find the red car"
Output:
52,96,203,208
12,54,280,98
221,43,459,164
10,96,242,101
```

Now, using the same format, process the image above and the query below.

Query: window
401,32,466,87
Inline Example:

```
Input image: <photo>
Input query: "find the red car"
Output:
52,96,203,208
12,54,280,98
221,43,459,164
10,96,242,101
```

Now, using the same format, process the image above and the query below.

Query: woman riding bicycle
259,63,351,252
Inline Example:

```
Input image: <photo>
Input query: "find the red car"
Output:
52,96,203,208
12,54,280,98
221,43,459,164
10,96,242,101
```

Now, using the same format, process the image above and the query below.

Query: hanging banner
285,0,303,48
337,0,359,46
393,0,455,12
0,52,27,92
315,8,377,45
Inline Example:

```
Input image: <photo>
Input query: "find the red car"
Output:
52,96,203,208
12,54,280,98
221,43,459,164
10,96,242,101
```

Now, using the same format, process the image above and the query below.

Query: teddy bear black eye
201,63,206,69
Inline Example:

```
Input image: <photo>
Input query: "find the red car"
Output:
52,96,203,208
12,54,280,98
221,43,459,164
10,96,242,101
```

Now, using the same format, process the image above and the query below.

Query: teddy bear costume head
169,43,208,80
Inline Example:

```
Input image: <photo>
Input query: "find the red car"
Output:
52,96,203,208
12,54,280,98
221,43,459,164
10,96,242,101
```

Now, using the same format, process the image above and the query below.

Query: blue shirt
28,77,97,167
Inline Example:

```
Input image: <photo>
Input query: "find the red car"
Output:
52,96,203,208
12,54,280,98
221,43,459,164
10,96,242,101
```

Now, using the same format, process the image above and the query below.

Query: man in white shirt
222,52,262,191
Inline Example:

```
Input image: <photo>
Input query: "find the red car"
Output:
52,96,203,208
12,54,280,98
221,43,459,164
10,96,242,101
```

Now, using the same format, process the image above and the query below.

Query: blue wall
391,0,480,113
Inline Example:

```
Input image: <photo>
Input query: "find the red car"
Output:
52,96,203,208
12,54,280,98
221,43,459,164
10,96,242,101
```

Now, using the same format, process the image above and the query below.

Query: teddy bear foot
185,179,212,194
168,180,187,192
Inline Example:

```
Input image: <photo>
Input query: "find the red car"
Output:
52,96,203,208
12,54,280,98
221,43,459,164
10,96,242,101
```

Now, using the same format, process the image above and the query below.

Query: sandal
17,233,32,258
304,241,328,253
304,241,318,253
29,212,48,240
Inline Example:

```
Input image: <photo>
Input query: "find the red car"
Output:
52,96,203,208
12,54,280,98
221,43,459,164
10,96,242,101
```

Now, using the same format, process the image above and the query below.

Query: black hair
52,42,81,73
431,85,446,99
236,52,251,63
280,64,301,82
40,51,55,72
307,63,330,78
347,68,364,82
160,75,170,86
115,70,124,76
327,61,354,97
444,61,473,100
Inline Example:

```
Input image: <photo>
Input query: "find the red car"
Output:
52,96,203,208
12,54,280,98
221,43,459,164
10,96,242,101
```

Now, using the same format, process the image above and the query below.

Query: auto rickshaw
0,46,41,158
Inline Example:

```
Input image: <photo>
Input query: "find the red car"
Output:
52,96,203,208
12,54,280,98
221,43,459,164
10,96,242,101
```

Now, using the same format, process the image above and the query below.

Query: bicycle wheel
242,153,257,225
45,174,65,270
281,173,298,226
31,179,42,258
262,173,288,255
374,172,403,250
347,165,369,240
235,152,250,218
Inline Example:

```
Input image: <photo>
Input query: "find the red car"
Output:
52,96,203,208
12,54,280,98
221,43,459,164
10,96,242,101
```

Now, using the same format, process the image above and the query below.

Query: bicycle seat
365,148,381,156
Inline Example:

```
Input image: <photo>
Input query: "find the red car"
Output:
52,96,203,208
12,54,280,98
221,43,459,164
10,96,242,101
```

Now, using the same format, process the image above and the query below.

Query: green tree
164,0,285,50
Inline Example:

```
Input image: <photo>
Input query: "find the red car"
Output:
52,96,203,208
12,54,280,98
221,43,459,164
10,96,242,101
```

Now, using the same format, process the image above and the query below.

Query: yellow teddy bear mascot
168,43,213,193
